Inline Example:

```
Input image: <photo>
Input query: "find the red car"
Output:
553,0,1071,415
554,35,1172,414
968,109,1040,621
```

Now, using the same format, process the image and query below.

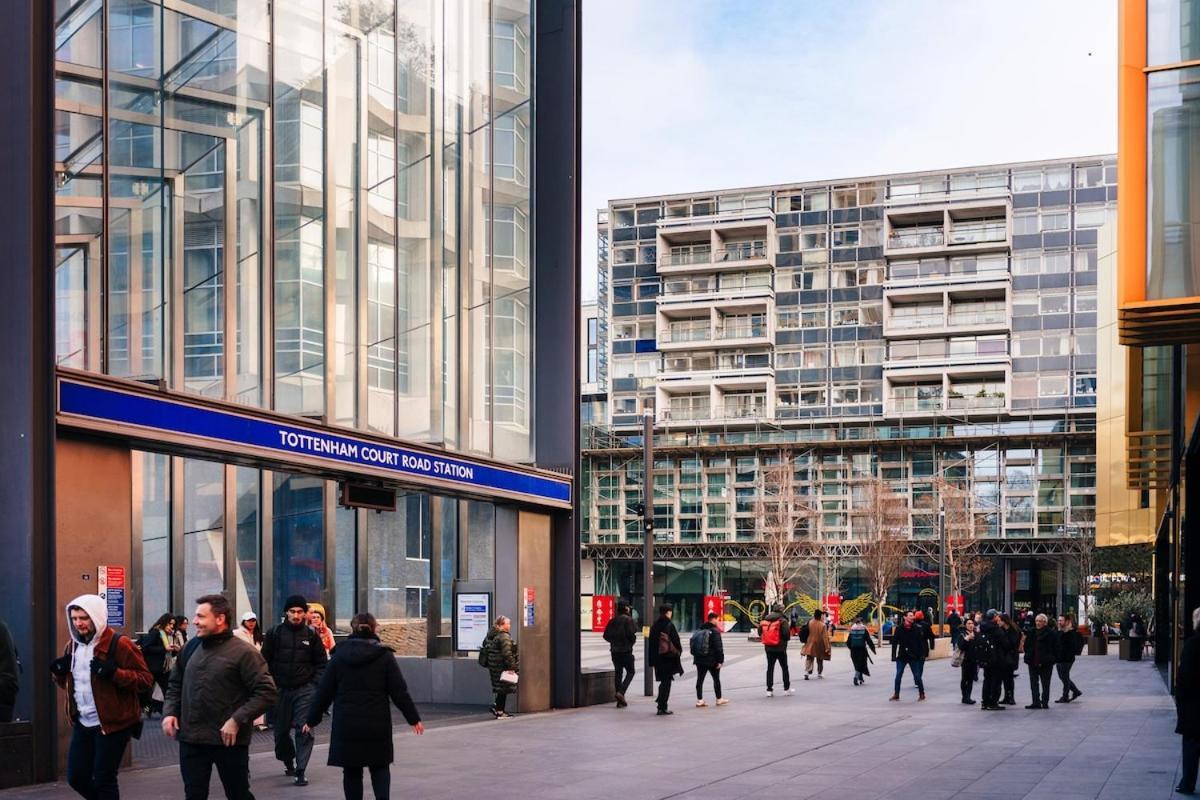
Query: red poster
107,566,125,589
823,594,841,621
592,595,615,633
702,595,725,628
945,594,965,616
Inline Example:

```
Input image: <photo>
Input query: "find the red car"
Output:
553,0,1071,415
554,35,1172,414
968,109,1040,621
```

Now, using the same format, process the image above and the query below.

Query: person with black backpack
602,601,637,708
759,603,793,697
846,617,875,686
690,612,726,707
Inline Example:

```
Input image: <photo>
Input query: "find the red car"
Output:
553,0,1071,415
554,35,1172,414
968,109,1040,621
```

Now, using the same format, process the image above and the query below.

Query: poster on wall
523,586,535,627
702,595,725,630
592,595,615,632
97,565,125,628
455,593,491,651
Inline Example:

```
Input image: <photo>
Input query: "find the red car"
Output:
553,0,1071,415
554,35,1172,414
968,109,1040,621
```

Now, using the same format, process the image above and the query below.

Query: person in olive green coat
482,616,519,719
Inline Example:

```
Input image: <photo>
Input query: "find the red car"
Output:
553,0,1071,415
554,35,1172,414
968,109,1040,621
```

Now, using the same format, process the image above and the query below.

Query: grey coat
164,630,278,747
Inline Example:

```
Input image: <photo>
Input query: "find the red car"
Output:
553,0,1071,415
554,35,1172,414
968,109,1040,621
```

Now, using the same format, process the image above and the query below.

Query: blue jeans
67,724,132,800
893,658,925,696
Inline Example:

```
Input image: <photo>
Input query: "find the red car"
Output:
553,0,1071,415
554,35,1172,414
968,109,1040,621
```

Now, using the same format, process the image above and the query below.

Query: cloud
580,0,1117,300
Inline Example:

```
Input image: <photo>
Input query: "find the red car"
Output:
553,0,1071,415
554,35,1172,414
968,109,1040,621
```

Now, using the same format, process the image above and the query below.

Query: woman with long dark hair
137,613,175,715
303,613,423,800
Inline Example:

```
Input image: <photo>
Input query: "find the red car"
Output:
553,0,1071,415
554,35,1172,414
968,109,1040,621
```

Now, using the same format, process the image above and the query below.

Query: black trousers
67,724,132,800
960,665,976,701
612,653,635,696
766,651,790,691
343,765,390,800
1181,735,1200,792
695,665,722,700
273,685,315,772
1056,661,1080,697
1028,663,1054,705
982,666,1003,706
656,674,673,710
1002,667,1016,702
179,742,254,800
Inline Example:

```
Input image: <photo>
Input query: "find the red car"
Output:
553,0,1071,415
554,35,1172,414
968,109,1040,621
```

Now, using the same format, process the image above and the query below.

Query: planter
1087,635,1107,656
1119,637,1131,660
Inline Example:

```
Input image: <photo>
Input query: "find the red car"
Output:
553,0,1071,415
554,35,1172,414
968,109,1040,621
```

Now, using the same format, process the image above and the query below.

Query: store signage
592,595,615,633
823,593,841,623
58,377,571,507
455,593,491,651
97,565,125,628
946,594,965,616
702,595,725,629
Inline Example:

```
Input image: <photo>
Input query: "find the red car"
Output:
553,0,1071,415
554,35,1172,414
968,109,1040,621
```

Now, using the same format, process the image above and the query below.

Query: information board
455,593,491,651
97,565,126,627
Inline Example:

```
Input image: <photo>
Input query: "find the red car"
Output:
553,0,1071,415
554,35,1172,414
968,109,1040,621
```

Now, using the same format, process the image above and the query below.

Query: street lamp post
642,412,654,697
938,509,946,628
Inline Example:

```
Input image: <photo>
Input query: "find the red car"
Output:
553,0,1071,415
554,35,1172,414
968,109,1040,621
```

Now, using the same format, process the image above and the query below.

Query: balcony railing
661,278,717,296
888,314,945,330
946,310,1006,327
888,227,944,248
887,339,1009,361
887,256,1009,282
716,322,768,339
948,221,1006,245
889,396,944,412
660,250,712,267
947,393,1007,410
660,323,711,343
714,241,767,261
663,406,712,422
720,403,768,419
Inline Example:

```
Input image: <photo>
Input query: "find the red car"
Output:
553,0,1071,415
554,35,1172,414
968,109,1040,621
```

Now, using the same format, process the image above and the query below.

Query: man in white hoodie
49,594,153,800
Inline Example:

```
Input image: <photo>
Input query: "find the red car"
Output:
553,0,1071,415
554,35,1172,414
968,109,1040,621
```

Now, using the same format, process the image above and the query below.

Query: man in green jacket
163,594,277,800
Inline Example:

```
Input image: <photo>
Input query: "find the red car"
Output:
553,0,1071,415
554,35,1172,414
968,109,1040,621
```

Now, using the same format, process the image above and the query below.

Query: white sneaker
716,698,729,706
695,699,707,707
766,690,774,697
785,688,795,695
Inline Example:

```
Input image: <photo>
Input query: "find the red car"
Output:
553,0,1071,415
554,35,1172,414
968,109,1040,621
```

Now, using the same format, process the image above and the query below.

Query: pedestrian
49,594,153,800
173,616,189,652
690,611,726,707
648,603,683,715
307,602,335,655
947,608,963,651
0,617,16,723
302,613,424,800
481,616,519,718
233,612,268,730
1175,608,1200,796
163,594,278,800
1129,612,1147,661
1054,614,1083,704
801,609,831,680
889,610,928,701
759,603,793,697
979,609,1008,710
262,595,328,786
999,612,1020,705
137,614,176,716
846,617,875,685
603,600,637,708
1023,613,1058,709
957,616,980,704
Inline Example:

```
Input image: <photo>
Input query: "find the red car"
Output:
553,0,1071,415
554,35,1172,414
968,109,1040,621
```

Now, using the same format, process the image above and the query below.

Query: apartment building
582,156,1114,631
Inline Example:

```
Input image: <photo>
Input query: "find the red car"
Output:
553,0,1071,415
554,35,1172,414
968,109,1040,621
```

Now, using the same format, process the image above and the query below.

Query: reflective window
1149,0,1200,66
1148,66,1200,299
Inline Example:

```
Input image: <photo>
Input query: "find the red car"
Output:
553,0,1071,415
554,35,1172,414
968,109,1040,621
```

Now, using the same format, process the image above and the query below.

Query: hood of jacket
65,594,108,645
336,634,394,667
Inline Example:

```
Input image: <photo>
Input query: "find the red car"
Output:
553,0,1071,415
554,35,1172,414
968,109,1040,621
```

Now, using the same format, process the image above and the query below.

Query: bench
579,666,616,706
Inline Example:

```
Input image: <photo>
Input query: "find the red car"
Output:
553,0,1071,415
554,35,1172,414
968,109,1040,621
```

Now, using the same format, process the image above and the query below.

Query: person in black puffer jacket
303,614,423,800
1023,613,1059,709
647,604,683,715
603,601,638,708
957,616,981,704
691,612,726,707
1054,614,1083,703
262,596,328,786
890,610,929,701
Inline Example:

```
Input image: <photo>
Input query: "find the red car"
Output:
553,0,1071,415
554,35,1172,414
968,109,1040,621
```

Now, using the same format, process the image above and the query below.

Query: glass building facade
583,158,1114,630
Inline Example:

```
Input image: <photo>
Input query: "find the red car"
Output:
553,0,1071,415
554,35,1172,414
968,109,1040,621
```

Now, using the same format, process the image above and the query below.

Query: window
802,191,829,212
777,310,800,330
1039,376,1069,397
1075,291,1097,313
493,20,529,93
800,229,828,250
1040,210,1070,231
831,304,859,326
793,267,828,290
1043,167,1070,190
1074,375,1097,395
1075,206,1107,229
1075,164,1104,188
1040,293,1069,314
491,205,529,277
800,309,827,328
492,113,529,186
1013,170,1042,192
1013,211,1038,235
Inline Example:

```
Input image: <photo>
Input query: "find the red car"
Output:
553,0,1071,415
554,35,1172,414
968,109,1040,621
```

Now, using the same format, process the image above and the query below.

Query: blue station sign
57,375,572,508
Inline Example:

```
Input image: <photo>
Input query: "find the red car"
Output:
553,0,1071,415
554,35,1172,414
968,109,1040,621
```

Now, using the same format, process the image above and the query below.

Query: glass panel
234,467,260,617
272,472,326,616
140,452,171,630
334,505,356,633
183,458,225,602
366,493,429,655
331,32,360,427
1148,0,1200,66
465,501,495,581
1148,66,1200,300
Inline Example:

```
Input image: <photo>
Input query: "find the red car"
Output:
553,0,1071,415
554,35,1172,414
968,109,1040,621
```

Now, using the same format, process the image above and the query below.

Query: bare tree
1060,529,1098,626
932,477,995,606
856,479,910,644
756,450,818,607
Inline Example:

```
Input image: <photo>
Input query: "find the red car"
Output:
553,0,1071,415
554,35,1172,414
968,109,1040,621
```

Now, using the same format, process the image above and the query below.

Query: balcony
885,336,1010,367
884,199,1011,258
888,395,944,414
658,273,774,309
716,321,768,340
948,220,1006,245
886,254,1009,287
946,392,1006,411
888,226,944,249
658,321,711,347
659,249,712,268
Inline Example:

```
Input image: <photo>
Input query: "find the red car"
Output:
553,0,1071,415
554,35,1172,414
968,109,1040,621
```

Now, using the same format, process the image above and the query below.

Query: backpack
65,633,146,739
477,637,491,668
973,631,996,666
798,622,811,645
689,628,712,658
760,618,782,647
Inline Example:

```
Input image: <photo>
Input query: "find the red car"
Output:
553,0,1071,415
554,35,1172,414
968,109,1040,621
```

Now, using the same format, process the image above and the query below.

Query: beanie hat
308,602,327,621
984,608,998,620
284,595,309,612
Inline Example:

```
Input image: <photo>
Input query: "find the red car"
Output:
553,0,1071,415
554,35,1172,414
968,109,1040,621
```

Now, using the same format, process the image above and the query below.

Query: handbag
658,631,680,657
499,670,519,685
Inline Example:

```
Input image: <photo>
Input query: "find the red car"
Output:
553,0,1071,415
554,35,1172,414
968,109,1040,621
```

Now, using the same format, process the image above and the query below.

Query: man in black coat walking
1023,613,1058,709
1054,614,1083,704
691,612,726,707
979,610,1008,710
890,610,930,702
262,595,328,786
1178,609,1200,795
647,604,683,716
603,600,637,708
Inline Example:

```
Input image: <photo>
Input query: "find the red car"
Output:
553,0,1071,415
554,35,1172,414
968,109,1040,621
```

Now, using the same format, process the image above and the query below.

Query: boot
918,691,926,701
284,761,296,777
1071,688,1082,700
889,693,900,701
1054,695,1069,703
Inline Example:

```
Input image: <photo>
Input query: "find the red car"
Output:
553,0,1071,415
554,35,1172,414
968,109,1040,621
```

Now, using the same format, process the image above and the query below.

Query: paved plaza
2,636,1181,799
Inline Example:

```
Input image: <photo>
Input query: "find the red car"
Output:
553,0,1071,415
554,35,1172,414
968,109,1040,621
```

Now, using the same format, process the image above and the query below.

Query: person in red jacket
49,593,154,800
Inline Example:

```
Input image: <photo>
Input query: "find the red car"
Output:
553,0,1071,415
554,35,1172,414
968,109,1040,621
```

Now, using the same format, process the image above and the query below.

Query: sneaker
817,674,824,679
488,706,500,718
766,690,774,697
1054,697,1069,703
716,698,729,706
656,709,673,716
785,688,795,695
804,674,810,680
889,694,900,702
497,711,515,719
695,699,707,707
918,692,926,701
284,762,296,777
1025,703,1041,709
294,772,308,787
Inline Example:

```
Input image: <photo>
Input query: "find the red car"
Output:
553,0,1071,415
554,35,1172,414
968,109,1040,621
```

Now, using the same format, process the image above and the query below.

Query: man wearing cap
262,596,328,786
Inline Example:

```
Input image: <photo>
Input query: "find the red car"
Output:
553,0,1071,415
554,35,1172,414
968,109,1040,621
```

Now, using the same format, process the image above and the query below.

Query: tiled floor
2,639,1181,799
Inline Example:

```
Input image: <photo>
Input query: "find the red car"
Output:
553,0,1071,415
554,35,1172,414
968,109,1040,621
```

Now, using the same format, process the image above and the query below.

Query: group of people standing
954,609,1084,710
51,593,422,800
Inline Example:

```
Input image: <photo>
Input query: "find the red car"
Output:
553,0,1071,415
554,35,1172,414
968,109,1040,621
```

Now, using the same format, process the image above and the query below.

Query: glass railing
887,339,1010,361
946,311,1006,326
662,406,712,422
948,222,1006,245
661,278,717,296
716,323,767,339
947,394,1007,410
660,250,713,267
888,314,945,330
715,241,767,261
660,323,711,343
888,227,944,248
890,396,944,412
721,403,768,419
888,256,1009,282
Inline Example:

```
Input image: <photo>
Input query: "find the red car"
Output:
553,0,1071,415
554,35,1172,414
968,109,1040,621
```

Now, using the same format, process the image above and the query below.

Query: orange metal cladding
1118,0,1147,309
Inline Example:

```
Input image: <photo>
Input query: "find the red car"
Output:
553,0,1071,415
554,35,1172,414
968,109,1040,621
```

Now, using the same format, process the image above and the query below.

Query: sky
580,0,1118,300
